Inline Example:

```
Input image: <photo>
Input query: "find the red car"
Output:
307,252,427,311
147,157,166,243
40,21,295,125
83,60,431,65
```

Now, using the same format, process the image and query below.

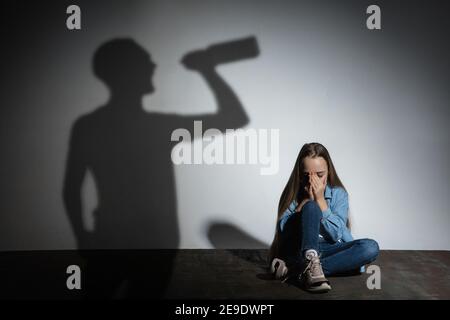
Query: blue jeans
278,200,379,276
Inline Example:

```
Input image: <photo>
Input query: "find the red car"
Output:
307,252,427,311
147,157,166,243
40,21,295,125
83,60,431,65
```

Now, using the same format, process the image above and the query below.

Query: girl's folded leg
319,238,379,277
279,200,322,266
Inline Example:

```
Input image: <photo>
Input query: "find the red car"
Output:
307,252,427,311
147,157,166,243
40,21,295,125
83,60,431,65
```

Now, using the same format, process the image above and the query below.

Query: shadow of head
207,222,267,249
93,38,157,97
207,221,273,279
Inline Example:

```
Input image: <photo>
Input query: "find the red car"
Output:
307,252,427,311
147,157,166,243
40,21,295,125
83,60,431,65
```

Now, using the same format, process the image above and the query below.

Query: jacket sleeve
288,200,297,214
278,200,298,232
320,188,349,242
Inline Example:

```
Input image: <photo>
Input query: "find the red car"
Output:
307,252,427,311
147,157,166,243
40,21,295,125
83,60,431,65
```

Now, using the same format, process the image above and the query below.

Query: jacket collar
324,184,332,199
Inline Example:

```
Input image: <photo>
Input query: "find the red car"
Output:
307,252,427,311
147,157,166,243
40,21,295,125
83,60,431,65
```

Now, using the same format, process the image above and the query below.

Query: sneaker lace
301,257,323,277
280,257,324,283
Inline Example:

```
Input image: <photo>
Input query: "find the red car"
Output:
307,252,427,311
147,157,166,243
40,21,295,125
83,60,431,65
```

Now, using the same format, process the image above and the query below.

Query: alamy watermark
170,121,279,175
366,264,381,290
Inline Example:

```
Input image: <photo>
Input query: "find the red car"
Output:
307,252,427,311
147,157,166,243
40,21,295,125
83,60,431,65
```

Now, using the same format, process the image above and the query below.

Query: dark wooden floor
166,249,450,299
0,249,449,299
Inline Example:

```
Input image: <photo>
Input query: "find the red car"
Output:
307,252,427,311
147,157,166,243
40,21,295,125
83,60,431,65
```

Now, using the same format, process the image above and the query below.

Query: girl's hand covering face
303,171,326,201
303,173,315,200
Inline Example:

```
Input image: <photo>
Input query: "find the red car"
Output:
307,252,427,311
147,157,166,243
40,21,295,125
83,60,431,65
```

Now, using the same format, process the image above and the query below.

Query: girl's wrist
315,194,325,201
316,197,328,211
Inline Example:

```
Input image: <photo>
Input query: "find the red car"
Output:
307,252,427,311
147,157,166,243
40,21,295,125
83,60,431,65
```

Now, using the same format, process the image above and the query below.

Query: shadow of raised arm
161,36,260,133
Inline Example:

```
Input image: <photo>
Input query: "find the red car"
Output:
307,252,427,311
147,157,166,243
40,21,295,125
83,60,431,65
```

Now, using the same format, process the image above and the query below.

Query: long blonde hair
267,142,349,266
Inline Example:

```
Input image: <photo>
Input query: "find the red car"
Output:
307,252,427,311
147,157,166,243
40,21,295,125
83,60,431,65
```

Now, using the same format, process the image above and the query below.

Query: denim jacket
279,184,353,243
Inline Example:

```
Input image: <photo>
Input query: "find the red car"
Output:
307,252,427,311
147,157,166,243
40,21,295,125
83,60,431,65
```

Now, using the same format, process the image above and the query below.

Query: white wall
1,0,449,250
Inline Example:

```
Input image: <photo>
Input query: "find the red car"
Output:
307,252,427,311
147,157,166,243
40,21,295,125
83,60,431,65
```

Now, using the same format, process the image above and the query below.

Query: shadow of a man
62,37,254,298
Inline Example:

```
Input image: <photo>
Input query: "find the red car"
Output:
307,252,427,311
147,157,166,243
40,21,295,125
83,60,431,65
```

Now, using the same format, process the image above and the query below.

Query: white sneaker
299,256,331,293
270,258,289,281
